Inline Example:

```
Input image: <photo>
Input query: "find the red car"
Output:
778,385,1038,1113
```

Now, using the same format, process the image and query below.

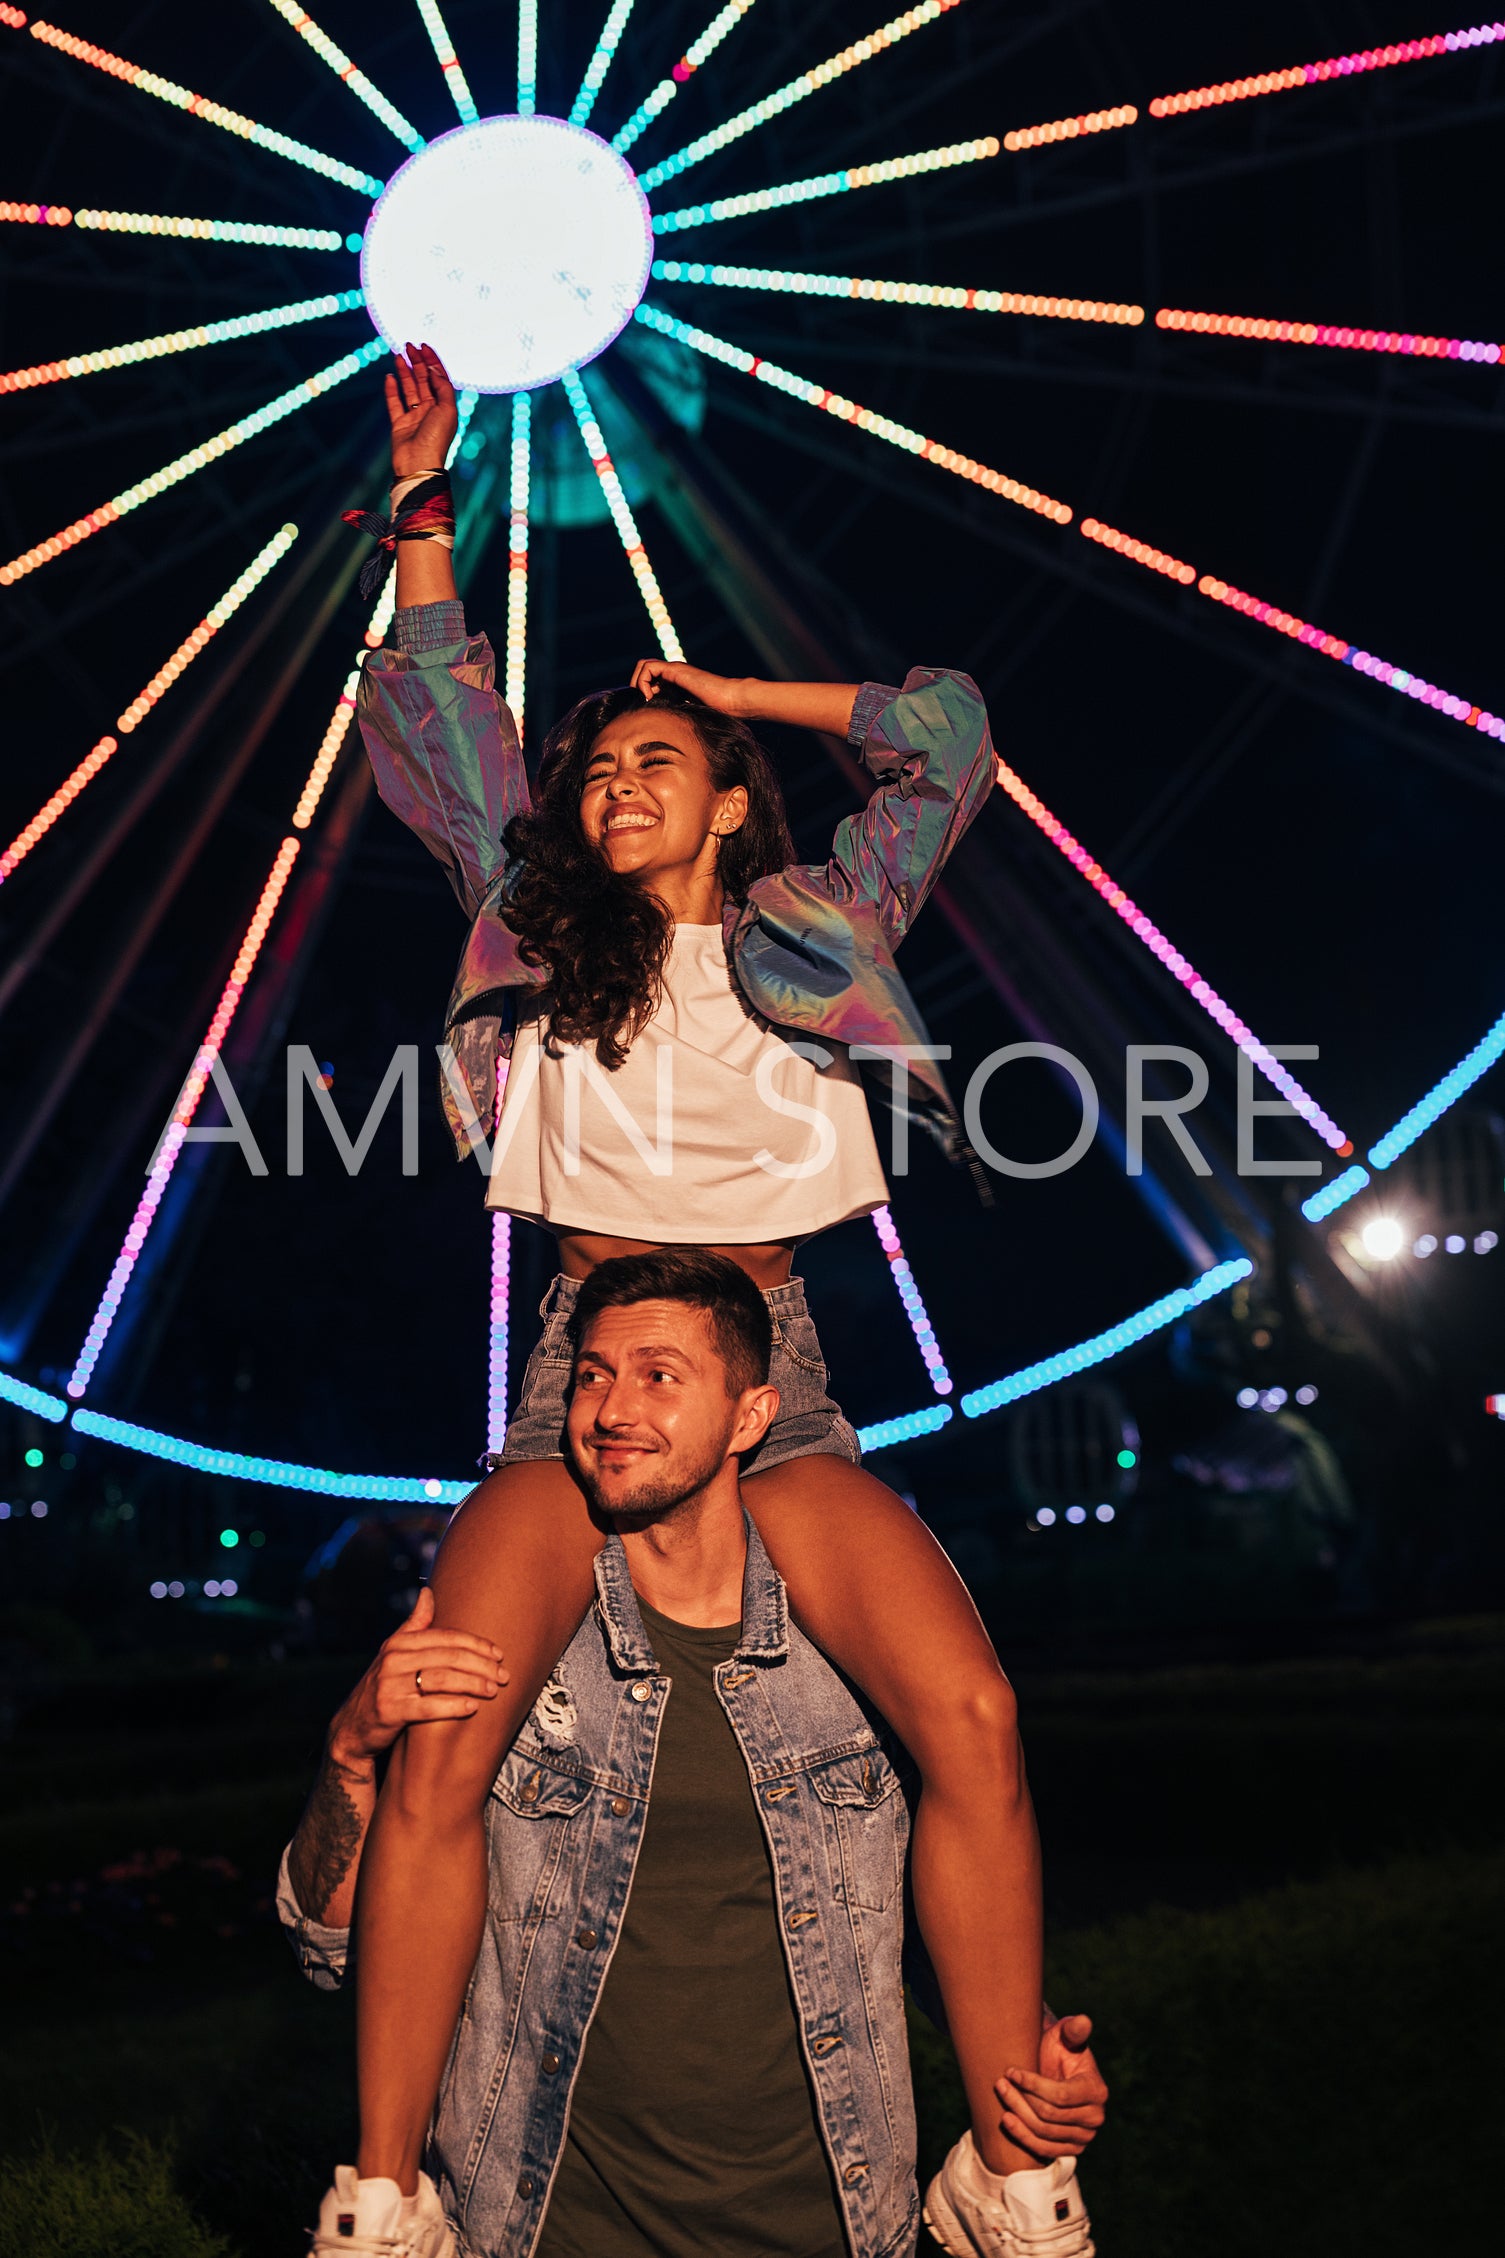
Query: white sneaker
309,2166,457,2257
923,2134,1095,2256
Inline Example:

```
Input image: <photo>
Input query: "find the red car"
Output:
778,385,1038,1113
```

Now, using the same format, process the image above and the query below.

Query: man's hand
630,658,750,714
326,1586,508,1770
995,2012,1109,2162
384,342,458,482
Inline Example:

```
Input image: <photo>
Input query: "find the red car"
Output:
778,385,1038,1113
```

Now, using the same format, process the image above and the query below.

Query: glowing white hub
361,116,652,393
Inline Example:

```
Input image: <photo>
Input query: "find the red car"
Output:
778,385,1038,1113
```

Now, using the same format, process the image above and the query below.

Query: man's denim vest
281,1521,920,2258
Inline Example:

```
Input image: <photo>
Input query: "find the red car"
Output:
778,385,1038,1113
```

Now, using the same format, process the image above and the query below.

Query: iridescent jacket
356,601,995,1169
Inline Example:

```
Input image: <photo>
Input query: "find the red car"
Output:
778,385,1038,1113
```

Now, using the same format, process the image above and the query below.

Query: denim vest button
611,1796,630,1817
541,2052,561,2075
630,1681,652,1701
575,1925,599,1949
518,2176,535,2199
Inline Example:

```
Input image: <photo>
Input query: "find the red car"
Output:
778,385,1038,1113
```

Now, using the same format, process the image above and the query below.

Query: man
281,1252,1108,2257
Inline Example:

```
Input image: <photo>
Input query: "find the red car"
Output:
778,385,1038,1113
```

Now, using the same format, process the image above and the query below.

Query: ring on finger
416,1668,426,1696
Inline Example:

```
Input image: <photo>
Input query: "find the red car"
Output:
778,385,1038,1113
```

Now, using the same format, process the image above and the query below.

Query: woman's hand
325,1584,509,1769
384,342,459,482
630,658,751,715
993,2011,1110,2161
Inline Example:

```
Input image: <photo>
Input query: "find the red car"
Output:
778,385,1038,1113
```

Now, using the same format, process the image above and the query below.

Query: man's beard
574,1428,732,1524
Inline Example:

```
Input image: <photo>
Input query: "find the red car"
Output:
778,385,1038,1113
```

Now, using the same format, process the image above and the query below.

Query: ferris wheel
1,0,1502,1517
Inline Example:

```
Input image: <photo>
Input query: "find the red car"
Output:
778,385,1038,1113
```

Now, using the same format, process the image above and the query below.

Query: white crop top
485,924,887,1243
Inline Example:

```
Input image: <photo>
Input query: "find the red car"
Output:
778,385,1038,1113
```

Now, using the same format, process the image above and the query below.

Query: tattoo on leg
289,1752,373,1922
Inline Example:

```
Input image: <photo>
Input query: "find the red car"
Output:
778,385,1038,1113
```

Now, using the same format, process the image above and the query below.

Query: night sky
1,0,1501,1509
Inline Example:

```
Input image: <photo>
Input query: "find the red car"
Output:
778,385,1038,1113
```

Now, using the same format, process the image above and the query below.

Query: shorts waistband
540,1271,807,1318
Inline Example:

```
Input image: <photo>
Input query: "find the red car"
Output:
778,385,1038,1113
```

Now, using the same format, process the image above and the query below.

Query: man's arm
282,1588,508,1937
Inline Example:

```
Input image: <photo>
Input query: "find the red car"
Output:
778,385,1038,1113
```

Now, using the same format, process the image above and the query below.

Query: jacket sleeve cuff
393,599,469,653
275,1843,351,1992
848,681,900,748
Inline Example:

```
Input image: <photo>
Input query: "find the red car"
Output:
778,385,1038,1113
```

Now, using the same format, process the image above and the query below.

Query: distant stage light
1446,1234,1466,1253
361,116,653,392
1295,1384,1319,1405
1361,1217,1405,1260
1095,1503,1115,1522
1236,1386,1259,1408
1065,1505,1087,1524
1037,1506,1057,1526
1477,1231,1499,1253
1414,1234,1438,1257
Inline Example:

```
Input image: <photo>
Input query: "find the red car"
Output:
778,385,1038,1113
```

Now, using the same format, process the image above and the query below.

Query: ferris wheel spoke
611,2,759,157
652,258,1144,330
0,286,366,397
872,1206,952,1397
264,1,423,150
1157,306,1503,369
505,392,531,733
517,0,537,114
0,338,383,586
569,0,636,128
0,201,348,250
13,16,385,196
635,0,965,191
649,135,1002,235
561,367,684,661
412,0,479,125
0,525,299,887
1149,20,1504,119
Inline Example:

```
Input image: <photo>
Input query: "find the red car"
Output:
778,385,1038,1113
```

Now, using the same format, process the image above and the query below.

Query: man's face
566,1298,768,1523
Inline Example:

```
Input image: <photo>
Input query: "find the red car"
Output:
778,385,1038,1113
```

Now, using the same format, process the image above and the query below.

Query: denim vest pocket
807,1745,904,1913
488,1751,592,1923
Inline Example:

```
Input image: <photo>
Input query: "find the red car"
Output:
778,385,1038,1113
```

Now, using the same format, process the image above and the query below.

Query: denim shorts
497,1273,862,1474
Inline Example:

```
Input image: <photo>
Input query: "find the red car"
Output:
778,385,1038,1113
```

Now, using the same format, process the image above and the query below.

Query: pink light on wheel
872,1206,952,1395
992,756,1352,1154
67,837,302,1397
1149,22,1504,117
1157,306,1502,363
1080,517,1195,583
487,1211,511,1453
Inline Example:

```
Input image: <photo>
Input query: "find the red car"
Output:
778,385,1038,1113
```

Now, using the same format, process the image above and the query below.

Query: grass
0,2133,231,2258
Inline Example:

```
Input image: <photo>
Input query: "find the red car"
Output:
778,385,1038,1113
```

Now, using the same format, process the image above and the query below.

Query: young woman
336,344,1102,2252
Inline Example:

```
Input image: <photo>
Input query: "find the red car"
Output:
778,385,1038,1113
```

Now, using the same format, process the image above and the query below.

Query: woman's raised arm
386,342,459,609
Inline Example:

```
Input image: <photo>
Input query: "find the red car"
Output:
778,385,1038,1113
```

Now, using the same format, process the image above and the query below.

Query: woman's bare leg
743,1456,1042,2177
355,1459,603,2191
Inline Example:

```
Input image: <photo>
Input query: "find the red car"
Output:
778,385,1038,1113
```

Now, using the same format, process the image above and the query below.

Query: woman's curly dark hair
500,682,795,1068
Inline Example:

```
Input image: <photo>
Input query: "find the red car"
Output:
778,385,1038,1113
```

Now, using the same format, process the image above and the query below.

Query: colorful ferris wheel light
0,339,383,584
1302,1003,1505,1221
571,0,637,126
961,1258,1255,1419
650,137,1000,234
611,0,758,155
66,1402,473,1500
71,209,345,247
361,118,652,392
872,1207,952,1394
1081,517,1195,583
562,367,685,659
1195,575,1505,741
1002,103,1136,150
264,1,423,149
506,391,531,732
20,17,385,194
413,0,478,124
0,525,299,885
1149,22,1504,116
992,753,1351,1151
0,287,365,393
636,303,1073,524
1157,306,1502,364
653,260,1143,326
857,1403,953,1452
488,1211,511,1453
516,0,538,111
637,0,964,190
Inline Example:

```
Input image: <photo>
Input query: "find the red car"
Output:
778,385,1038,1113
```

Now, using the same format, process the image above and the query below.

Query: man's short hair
573,1249,773,1397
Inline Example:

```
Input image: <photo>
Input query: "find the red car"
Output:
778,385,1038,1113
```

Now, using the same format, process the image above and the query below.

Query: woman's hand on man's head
631,659,751,717
384,342,459,482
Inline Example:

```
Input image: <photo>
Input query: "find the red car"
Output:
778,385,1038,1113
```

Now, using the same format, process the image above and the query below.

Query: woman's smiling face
579,706,747,882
